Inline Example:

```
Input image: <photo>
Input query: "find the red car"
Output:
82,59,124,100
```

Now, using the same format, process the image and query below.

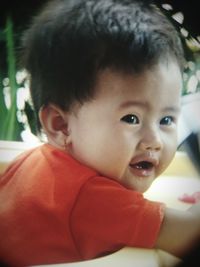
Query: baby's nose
138,129,163,151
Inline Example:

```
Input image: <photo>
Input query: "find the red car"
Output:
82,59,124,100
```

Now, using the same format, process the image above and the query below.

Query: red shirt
0,144,165,266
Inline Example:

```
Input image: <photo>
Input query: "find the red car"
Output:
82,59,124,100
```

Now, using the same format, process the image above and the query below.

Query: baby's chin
122,175,156,193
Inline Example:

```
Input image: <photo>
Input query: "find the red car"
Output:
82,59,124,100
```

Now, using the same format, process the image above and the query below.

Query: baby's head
21,0,184,192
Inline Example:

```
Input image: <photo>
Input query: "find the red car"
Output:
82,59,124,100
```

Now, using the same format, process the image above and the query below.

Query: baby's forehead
95,59,181,84
93,61,181,96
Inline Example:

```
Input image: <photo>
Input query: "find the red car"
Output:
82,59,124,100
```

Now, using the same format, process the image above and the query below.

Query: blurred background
0,0,200,170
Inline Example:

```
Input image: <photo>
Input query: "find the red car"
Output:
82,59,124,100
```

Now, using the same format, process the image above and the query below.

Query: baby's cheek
158,152,174,175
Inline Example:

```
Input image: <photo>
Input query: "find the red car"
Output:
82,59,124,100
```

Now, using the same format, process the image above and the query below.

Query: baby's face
67,61,182,192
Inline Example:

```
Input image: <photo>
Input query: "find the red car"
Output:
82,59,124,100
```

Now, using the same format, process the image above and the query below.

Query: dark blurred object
176,241,200,267
180,133,200,175
155,0,200,38
178,93,200,175
0,1,46,30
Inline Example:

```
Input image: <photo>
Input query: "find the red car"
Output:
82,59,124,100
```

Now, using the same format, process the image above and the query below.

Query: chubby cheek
106,135,137,179
79,131,132,179
95,133,133,178
158,138,177,176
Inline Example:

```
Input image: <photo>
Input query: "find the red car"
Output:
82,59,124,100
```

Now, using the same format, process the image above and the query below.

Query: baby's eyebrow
119,101,147,109
119,101,181,114
162,107,181,113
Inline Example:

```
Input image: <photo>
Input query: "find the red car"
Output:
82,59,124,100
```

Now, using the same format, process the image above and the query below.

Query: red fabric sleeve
71,176,165,260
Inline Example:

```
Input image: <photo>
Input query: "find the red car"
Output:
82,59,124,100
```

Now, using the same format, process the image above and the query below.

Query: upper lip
129,153,159,167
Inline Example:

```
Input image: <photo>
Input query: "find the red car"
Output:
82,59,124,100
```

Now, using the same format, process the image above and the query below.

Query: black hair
20,0,185,131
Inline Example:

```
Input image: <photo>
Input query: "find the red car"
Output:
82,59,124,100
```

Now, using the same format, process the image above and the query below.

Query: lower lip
129,165,154,178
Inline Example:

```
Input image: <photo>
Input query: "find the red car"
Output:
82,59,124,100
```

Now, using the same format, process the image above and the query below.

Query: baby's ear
39,104,71,148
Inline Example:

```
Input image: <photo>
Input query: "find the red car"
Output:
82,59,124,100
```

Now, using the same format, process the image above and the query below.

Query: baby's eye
160,116,174,126
121,114,139,124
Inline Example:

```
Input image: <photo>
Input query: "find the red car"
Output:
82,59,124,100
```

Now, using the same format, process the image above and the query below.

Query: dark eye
160,116,174,126
121,114,139,124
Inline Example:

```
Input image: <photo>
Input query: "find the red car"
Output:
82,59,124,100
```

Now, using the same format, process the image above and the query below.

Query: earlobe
39,104,71,149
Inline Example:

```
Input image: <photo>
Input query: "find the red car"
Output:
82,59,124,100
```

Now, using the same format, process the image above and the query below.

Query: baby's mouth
129,159,157,177
130,161,154,170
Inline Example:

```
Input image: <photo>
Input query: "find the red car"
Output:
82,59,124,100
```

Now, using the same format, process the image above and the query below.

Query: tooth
135,165,142,169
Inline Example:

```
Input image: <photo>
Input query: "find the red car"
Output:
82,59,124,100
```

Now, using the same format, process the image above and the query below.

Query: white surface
144,175,200,210
32,247,181,267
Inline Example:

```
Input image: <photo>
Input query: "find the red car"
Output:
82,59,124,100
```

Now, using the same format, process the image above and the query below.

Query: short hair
21,0,185,131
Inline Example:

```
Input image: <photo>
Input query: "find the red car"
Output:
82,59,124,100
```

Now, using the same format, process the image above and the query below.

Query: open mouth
129,160,155,177
130,161,154,170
